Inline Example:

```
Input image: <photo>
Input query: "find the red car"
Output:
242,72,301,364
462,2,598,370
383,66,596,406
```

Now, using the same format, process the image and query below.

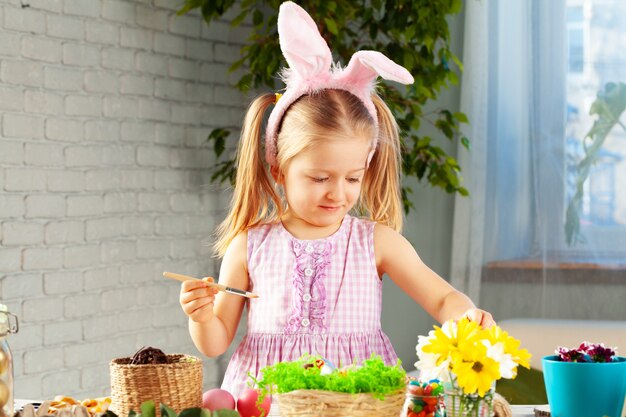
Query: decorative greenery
178,0,469,212
105,401,239,417
565,82,626,245
253,354,406,400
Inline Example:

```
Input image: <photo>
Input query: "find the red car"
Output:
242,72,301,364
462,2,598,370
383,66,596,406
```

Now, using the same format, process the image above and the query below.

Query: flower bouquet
414,318,531,417
542,341,626,417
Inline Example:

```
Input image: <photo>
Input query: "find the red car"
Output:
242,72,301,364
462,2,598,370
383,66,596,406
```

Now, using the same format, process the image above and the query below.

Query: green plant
104,401,239,417
252,354,405,400
565,82,626,245
178,0,469,212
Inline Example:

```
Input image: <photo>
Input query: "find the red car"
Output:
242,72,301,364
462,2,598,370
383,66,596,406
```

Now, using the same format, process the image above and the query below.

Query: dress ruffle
285,239,332,333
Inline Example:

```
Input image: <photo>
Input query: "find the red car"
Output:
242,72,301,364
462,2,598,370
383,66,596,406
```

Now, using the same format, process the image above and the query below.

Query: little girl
179,1,494,398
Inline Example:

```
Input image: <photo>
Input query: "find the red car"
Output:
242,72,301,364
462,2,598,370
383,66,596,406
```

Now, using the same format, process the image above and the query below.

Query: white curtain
451,0,626,320
449,0,491,302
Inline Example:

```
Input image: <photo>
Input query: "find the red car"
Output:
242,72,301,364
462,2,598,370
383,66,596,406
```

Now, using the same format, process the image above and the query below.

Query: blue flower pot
542,355,626,417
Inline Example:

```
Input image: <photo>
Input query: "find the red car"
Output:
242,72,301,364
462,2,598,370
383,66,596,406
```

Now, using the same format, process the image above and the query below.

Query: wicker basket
109,354,202,417
276,389,405,417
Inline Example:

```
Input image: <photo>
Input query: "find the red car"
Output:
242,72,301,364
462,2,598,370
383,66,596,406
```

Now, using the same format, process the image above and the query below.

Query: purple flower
583,342,616,363
556,346,585,362
556,342,617,363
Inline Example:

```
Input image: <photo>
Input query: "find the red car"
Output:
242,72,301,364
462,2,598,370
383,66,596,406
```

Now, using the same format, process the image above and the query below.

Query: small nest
129,346,169,365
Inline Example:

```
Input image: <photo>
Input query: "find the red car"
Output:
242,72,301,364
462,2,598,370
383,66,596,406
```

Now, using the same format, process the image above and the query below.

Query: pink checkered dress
221,214,399,398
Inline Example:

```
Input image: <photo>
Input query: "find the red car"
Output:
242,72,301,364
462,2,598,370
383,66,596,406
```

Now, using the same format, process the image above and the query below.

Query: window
453,0,626,319
563,0,626,253
566,5,585,73
481,0,626,265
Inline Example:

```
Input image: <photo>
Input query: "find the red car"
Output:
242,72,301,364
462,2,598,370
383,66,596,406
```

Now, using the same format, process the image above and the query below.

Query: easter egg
237,388,271,417
202,388,236,411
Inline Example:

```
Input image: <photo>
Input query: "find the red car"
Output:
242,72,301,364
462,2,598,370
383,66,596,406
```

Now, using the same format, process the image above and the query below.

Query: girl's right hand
179,277,219,323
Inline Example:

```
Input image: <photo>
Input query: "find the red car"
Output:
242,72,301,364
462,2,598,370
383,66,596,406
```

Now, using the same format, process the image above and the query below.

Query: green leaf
160,404,177,417
252,9,263,27
140,401,156,417
450,0,464,14
231,9,249,27
208,128,229,157
178,409,199,417
454,112,469,124
211,411,240,417
324,17,338,35
178,408,212,417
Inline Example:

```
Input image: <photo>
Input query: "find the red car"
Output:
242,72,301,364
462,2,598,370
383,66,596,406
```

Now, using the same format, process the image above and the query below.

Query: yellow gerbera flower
422,318,482,366
485,325,532,370
453,348,501,397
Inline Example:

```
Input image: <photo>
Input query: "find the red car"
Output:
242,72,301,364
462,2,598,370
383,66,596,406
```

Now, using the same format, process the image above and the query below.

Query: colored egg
202,388,235,411
237,388,271,417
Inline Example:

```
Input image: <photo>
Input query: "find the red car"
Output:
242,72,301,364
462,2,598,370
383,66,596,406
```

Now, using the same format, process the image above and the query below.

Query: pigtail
361,94,403,232
214,93,281,257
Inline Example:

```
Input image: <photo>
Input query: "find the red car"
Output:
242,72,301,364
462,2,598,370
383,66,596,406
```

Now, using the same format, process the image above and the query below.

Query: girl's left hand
462,308,495,328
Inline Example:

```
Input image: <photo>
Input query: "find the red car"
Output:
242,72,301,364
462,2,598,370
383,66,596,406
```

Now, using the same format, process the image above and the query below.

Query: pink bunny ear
277,1,332,80
265,3,415,167
339,50,415,86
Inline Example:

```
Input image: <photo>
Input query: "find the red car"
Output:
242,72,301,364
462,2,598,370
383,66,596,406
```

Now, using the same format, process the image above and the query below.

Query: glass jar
443,382,495,417
0,304,18,417
401,392,444,417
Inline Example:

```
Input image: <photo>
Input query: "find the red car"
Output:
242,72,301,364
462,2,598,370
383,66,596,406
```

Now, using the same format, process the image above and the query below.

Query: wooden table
17,399,547,416
268,403,545,416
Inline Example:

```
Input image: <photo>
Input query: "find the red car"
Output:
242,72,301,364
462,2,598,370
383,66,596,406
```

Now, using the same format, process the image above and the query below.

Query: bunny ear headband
265,1,415,166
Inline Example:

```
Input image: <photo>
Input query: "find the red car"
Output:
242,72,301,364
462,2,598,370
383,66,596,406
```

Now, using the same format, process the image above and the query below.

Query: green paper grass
254,354,406,401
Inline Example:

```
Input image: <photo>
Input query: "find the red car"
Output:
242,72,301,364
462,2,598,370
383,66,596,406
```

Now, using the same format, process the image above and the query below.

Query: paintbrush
163,271,259,299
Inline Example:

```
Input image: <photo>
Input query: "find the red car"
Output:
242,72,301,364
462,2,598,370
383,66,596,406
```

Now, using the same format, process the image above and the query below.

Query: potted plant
542,342,626,417
414,318,531,417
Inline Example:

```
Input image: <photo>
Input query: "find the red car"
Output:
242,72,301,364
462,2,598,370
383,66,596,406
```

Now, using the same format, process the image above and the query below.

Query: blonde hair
214,89,403,257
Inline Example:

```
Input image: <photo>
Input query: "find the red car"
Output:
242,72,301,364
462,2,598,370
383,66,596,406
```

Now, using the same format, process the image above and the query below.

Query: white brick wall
0,0,251,400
